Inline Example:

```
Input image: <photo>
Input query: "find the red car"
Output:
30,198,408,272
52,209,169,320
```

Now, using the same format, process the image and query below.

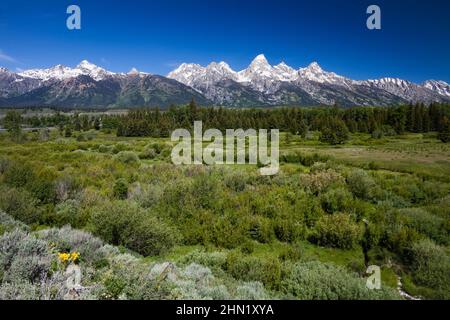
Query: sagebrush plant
281,261,400,300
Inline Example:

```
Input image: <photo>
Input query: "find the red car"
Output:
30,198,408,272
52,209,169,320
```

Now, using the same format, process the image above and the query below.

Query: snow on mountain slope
1,55,449,107
167,54,450,106
423,80,450,97
19,60,113,81
363,78,445,103
298,62,352,87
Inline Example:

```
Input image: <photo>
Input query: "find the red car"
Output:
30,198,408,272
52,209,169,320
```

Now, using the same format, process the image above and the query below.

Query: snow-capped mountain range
167,54,450,106
0,55,449,108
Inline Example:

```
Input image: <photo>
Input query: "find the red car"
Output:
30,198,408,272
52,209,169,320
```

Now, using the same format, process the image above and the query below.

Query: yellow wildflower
58,252,70,263
70,252,80,263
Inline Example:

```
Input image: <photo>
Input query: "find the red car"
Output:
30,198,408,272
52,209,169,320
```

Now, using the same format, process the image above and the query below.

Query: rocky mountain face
0,56,449,108
0,62,209,108
168,54,450,107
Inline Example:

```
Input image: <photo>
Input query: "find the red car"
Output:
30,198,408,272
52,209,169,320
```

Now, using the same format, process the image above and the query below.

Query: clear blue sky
0,0,449,83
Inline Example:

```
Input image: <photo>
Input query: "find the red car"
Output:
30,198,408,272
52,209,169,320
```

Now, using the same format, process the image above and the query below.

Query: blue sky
0,0,449,83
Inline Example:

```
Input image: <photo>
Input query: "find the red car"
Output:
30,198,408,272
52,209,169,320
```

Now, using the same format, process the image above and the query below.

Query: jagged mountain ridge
0,62,210,108
168,54,450,107
0,56,449,108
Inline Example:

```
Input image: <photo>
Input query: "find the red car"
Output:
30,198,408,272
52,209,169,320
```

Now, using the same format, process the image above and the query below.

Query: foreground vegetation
0,105,449,300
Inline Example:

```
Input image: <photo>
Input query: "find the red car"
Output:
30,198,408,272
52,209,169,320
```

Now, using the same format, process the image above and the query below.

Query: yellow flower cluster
58,252,80,264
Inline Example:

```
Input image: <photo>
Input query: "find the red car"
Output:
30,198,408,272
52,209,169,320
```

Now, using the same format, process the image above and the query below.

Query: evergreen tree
93,118,101,130
438,116,450,143
319,117,350,145
64,126,72,138
73,113,81,131
3,110,23,142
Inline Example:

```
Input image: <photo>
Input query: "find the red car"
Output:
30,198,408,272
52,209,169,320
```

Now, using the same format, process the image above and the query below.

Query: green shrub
273,217,305,243
406,239,450,299
320,188,353,214
281,152,330,166
0,186,40,225
0,157,11,174
89,201,178,256
26,176,56,204
180,250,227,270
300,169,345,195
346,169,376,200
76,133,87,142
3,163,35,188
114,151,139,164
225,252,281,290
281,261,399,300
113,179,129,200
400,208,448,245
278,245,302,262
212,215,245,249
139,147,157,160
371,129,384,139
247,216,274,243
224,171,249,192
98,144,111,153
312,213,363,249
54,200,84,228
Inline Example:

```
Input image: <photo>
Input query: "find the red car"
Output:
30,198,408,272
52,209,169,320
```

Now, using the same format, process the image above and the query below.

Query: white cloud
0,50,17,63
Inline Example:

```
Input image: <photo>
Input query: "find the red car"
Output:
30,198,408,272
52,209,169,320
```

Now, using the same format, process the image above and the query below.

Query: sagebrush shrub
281,261,399,300
0,211,29,235
236,281,268,300
38,226,110,265
0,230,52,283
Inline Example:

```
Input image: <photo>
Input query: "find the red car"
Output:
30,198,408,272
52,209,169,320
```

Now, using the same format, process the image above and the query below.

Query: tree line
1,101,450,143
113,101,450,142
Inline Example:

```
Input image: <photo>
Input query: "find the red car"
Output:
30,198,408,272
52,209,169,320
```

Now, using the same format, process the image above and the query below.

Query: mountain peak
77,60,99,70
422,79,450,97
251,54,269,65
307,61,322,71
128,67,140,75
207,61,234,72
0,67,9,73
